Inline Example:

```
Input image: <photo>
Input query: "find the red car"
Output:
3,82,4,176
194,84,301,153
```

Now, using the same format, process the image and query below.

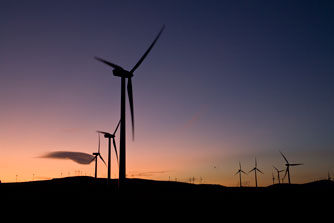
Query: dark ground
0,176,333,200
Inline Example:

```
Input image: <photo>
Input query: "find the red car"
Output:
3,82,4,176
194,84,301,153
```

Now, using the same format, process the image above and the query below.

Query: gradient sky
0,0,333,186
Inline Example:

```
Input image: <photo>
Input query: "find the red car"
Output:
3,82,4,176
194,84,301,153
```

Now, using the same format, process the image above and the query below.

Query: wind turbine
235,162,247,187
248,158,263,187
92,132,107,178
272,172,275,184
95,25,165,187
280,151,303,184
273,165,284,184
97,120,121,184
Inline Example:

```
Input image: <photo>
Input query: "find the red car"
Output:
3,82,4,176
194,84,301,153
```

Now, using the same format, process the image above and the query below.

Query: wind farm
0,1,333,200
273,166,285,184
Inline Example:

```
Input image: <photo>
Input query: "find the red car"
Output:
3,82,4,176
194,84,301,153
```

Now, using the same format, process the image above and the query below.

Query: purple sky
0,0,333,185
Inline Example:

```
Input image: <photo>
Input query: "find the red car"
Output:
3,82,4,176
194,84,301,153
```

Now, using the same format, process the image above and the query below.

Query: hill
0,177,333,200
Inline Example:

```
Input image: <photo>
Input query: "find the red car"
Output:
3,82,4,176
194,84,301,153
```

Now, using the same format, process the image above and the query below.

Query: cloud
128,170,172,177
34,176,52,180
40,151,94,165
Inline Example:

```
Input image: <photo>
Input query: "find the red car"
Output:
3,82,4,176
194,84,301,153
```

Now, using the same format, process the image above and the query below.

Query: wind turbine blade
290,163,303,166
113,120,121,135
235,170,240,176
98,132,101,153
96,130,110,135
112,138,119,164
94,57,122,69
257,168,264,174
127,78,135,140
98,154,107,166
241,170,248,175
273,165,279,171
283,168,288,179
280,151,289,164
255,157,257,168
249,168,255,173
239,162,241,169
91,156,97,162
130,25,165,73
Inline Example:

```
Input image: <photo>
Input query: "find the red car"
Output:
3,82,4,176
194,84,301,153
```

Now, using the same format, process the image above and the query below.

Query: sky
0,0,333,186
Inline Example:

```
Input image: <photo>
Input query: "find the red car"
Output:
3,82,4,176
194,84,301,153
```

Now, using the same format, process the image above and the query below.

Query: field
1,176,333,200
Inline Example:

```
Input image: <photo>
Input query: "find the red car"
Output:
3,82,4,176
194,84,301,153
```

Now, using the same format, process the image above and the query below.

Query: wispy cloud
128,170,172,177
40,151,94,165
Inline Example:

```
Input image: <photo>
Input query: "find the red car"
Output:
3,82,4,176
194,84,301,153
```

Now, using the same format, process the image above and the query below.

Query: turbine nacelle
104,133,114,138
285,163,303,167
96,130,115,139
113,68,133,78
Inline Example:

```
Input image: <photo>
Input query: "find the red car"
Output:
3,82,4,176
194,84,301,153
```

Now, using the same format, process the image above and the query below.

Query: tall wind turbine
95,25,165,187
273,165,284,184
97,120,121,184
235,162,247,187
280,152,303,184
92,132,106,178
249,158,263,187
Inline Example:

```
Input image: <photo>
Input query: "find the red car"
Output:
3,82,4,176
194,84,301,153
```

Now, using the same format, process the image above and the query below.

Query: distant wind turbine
280,151,303,184
95,25,165,188
235,162,247,187
273,165,284,184
328,171,331,181
92,132,107,178
248,157,263,187
97,120,121,184
272,172,275,184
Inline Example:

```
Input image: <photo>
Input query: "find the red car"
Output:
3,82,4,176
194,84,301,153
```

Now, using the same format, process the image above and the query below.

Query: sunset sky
0,0,333,186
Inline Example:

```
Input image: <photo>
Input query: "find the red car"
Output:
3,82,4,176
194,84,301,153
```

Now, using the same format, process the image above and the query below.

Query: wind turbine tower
248,157,263,187
95,25,165,188
280,152,303,184
92,132,106,178
97,120,120,183
235,162,247,187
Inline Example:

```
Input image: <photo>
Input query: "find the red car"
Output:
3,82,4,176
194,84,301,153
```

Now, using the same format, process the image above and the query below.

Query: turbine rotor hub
112,68,133,78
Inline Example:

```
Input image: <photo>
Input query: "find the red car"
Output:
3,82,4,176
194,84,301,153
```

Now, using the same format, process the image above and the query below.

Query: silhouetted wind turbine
95,25,165,187
273,165,284,184
235,162,247,187
272,172,275,184
280,152,303,184
97,120,121,184
92,132,106,178
248,157,263,187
